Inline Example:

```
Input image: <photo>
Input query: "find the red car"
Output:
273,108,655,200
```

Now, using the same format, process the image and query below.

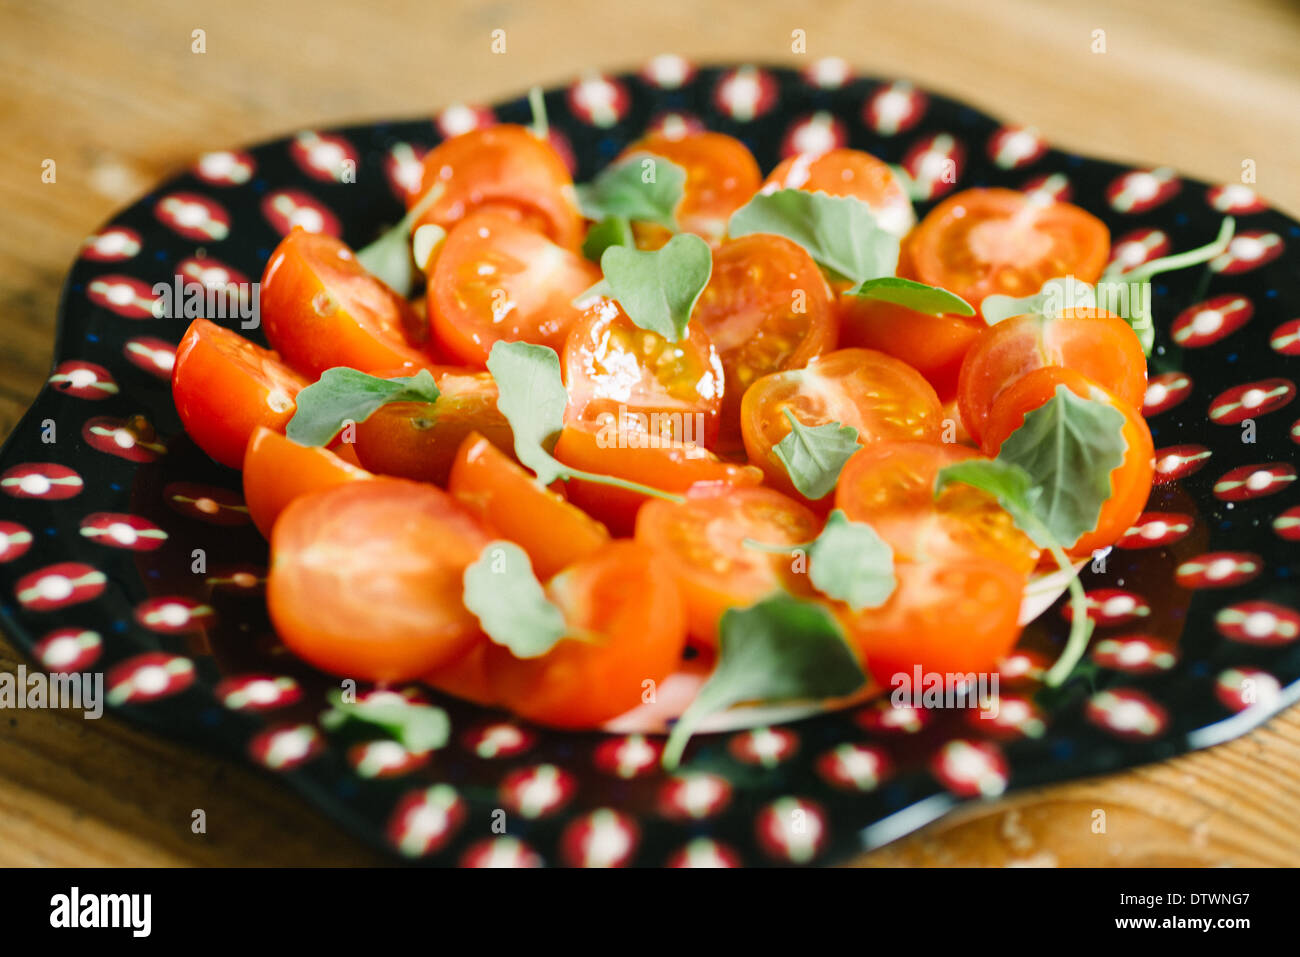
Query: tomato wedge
957,309,1147,445
622,131,762,241
243,426,371,538
635,486,821,647
267,479,493,682
740,348,944,503
408,124,583,249
908,188,1110,309
485,541,687,728
563,297,725,448
762,148,914,236
448,432,609,580
428,209,600,365
423,638,496,707
983,366,1154,558
172,318,309,469
260,228,433,379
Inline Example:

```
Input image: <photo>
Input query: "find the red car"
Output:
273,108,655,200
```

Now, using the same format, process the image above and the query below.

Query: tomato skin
267,479,494,682
352,371,513,486
957,309,1147,445
172,318,309,469
409,124,583,249
429,210,600,365
553,422,763,536
424,638,496,706
562,297,725,448
835,440,1038,575
982,366,1154,557
448,432,609,580
243,426,372,538
635,486,821,647
260,228,433,379
623,131,762,241
841,557,1026,688
485,541,687,728
762,148,914,236
740,348,945,504
908,188,1111,309
838,300,984,403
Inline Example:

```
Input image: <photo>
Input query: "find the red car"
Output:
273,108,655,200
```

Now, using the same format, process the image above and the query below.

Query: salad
170,96,1232,767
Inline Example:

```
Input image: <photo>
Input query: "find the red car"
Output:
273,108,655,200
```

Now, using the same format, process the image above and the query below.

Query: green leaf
1103,216,1234,285
849,276,975,316
575,153,686,230
933,459,1044,541
286,367,441,446
773,410,860,500
661,595,866,769
485,341,570,485
355,184,443,297
321,689,450,753
582,216,634,263
463,541,568,658
727,189,900,284
527,85,549,141
599,233,712,342
807,511,896,611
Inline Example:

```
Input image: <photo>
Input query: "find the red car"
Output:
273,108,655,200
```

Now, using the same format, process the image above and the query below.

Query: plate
2,61,1298,867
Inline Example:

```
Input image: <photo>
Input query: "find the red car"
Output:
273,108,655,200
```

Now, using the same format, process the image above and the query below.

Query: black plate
2,60,1298,866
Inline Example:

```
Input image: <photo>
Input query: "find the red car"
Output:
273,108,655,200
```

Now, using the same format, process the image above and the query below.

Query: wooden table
2,0,1298,866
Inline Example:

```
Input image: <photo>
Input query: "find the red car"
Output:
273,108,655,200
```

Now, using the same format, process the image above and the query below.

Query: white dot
19,474,51,495
36,575,74,601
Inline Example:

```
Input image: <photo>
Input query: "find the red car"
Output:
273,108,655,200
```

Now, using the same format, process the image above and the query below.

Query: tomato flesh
243,426,371,538
622,131,761,241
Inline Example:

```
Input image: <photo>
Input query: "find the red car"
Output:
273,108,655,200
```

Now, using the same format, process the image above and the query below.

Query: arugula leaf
850,276,974,316
463,541,568,658
1103,216,1235,285
661,595,866,769
527,85,549,140
355,183,443,297
575,153,686,230
807,511,896,611
773,410,860,500
582,215,634,263
598,233,712,342
728,189,900,284
286,367,441,446
320,689,450,753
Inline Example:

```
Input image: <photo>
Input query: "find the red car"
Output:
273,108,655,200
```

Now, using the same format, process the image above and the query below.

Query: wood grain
1,0,1298,866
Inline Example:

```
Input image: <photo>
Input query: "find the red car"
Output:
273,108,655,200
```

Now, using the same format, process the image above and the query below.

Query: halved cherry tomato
740,348,944,503
267,478,493,682
428,209,600,365
982,366,1154,558
351,371,513,486
839,302,984,404
423,638,496,707
409,124,583,249
448,432,609,579
563,297,725,448
692,233,837,443
957,309,1147,445
762,148,914,236
621,131,762,241
243,426,372,538
172,318,309,469
635,485,821,647
553,422,762,536
908,188,1110,308
485,541,687,728
260,228,433,379
835,441,1038,575
840,556,1026,687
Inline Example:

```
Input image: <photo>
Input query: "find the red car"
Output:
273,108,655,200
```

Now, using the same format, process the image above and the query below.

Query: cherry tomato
172,318,309,469
553,422,762,536
635,486,821,647
260,228,433,379
692,234,837,442
762,148,914,236
835,440,1038,575
267,479,493,682
956,309,1147,445
428,210,600,365
563,297,725,448
243,426,371,538
423,638,496,707
622,131,762,241
351,371,513,486
409,124,583,249
485,541,687,728
740,348,944,503
841,557,1026,687
448,432,610,580
983,366,1154,557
